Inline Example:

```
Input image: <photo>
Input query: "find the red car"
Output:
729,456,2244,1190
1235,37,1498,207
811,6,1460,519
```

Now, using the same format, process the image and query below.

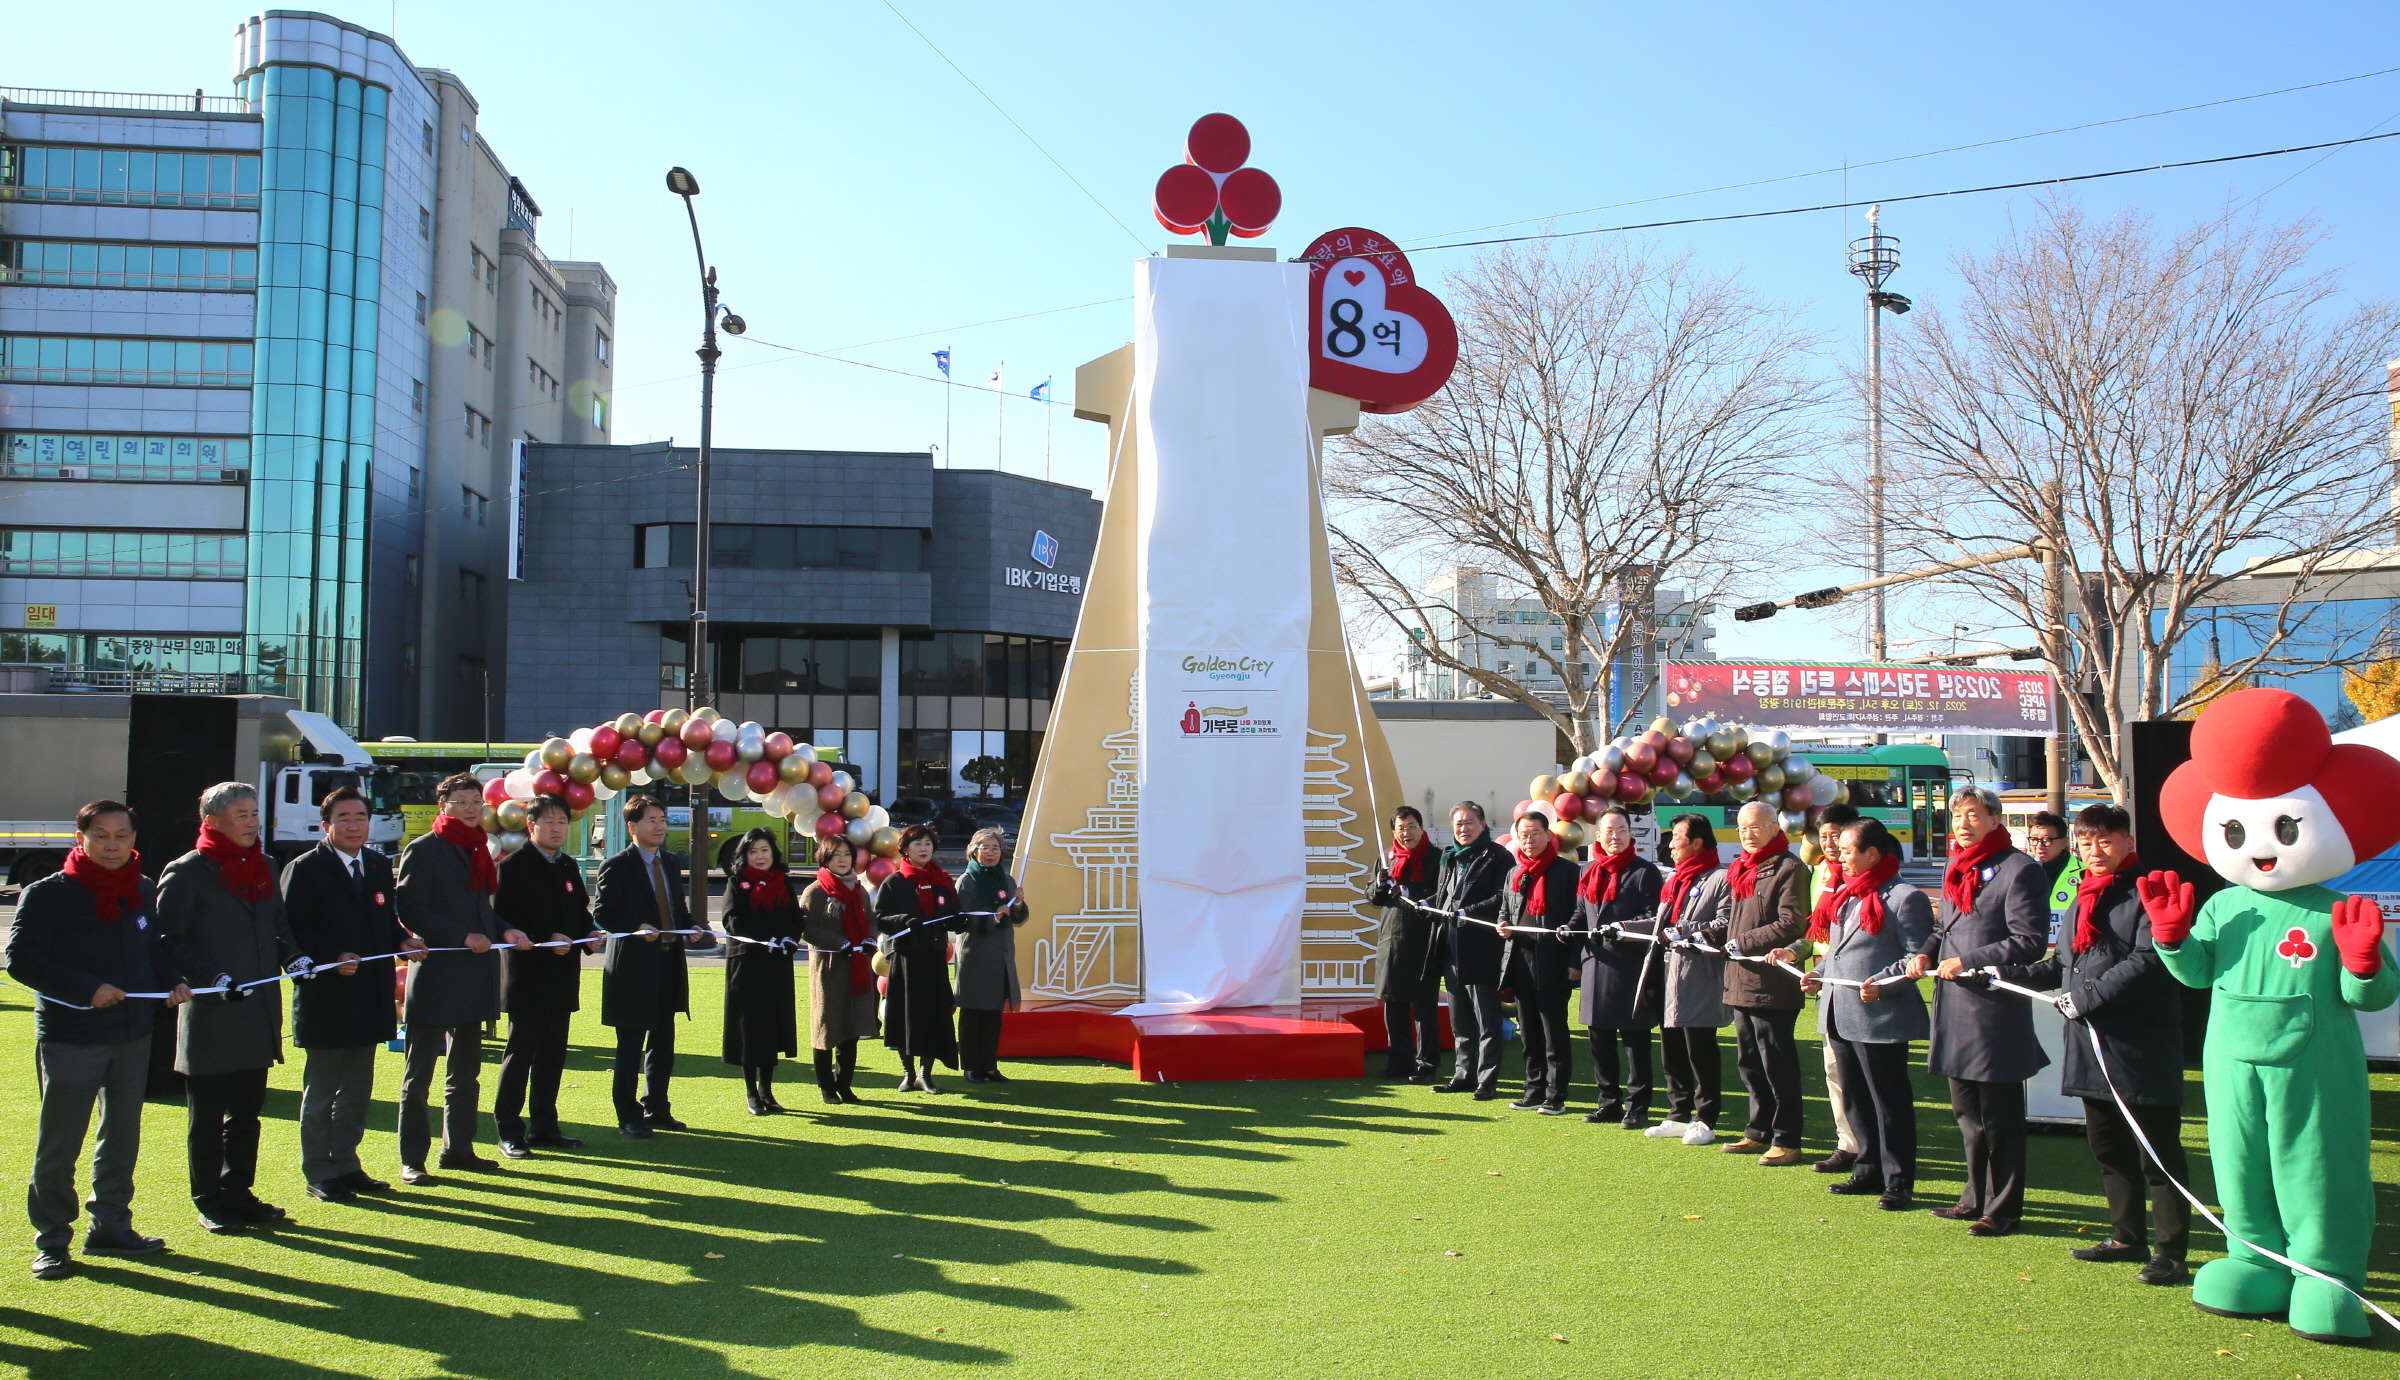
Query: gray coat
1628,867,1730,1030
953,878,1028,1012
1815,878,1934,1045
1921,848,2051,1083
156,849,296,1076
394,831,504,1028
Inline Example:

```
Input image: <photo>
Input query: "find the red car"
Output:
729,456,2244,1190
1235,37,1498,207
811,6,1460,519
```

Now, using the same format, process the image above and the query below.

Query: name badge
375,892,387,906
136,916,148,930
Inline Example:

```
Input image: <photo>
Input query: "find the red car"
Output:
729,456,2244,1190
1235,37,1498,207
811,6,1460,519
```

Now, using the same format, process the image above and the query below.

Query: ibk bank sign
1005,529,1083,595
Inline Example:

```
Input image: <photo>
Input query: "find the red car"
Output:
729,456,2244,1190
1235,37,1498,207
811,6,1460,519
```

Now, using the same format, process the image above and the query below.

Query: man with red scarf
1719,801,1813,1166
395,774,530,1181
7,801,189,1278
1576,807,1664,1127
1799,818,1933,1211
1496,812,1584,1114
1905,785,2050,1236
1996,803,2189,1285
157,781,301,1234
1368,806,1444,1082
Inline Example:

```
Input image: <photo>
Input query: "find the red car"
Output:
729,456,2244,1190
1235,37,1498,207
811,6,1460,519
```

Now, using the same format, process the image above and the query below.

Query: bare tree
1327,240,1826,755
1862,201,2400,798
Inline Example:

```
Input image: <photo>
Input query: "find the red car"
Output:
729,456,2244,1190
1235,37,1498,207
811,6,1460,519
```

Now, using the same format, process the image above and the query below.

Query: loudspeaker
126,694,238,878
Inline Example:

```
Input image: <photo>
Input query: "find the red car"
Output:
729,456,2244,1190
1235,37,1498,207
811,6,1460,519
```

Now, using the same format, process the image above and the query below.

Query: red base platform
998,999,1452,1082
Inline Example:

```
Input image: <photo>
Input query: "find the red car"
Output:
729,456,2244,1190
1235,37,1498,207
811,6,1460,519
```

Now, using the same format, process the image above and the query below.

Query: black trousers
184,1066,269,1203
812,1039,859,1090
1949,1077,2028,1223
612,1019,677,1124
2083,1097,2190,1258
1731,1007,1804,1148
494,1009,571,1141
1658,1026,1722,1125
1588,1027,1654,1116
1509,979,1573,1105
1828,1035,1916,1192
1446,979,1505,1093
958,1007,1005,1074
1381,998,1441,1075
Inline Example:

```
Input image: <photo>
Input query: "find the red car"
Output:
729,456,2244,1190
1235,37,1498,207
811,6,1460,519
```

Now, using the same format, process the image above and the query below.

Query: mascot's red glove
2136,872,2196,947
2330,895,2386,977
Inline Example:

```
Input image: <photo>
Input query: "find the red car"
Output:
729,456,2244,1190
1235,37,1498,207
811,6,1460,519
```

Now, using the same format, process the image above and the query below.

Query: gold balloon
566,752,601,784
613,712,644,738
869,826,902,857
495,799,528,832
478,805,502,833
839,789,871,820
636,718,666,746
660,708,688,737
599,763,632,792
1559,770,1591,797
1550,817,1587,850
539,737,574,771
777,754,811,784
1798,834,1824,868
1649,715,1679,736
691,705,720,724
1529,773,1560,802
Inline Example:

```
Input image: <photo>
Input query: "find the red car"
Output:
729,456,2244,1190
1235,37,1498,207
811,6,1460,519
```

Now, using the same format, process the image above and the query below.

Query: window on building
0,146,260,209
405,554,420,587
456,653,485,687
463,407,490,442
420,121,434,155
633,522,924,573
481,336,493,369
406,464,421,499
1,240,259,291
1,529,246,578
458,568,486,604
595,329,608,364
591,394,607,430
403,642,417,671
411,379,424,414
1550,636,1563,650
414,291,427,324
0,336,252,387
3,432,249,482
419,206,431,240
463,486,488,526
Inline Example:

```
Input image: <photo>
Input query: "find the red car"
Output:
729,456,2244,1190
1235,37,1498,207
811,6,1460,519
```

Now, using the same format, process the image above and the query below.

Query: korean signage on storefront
1665,660,2057,737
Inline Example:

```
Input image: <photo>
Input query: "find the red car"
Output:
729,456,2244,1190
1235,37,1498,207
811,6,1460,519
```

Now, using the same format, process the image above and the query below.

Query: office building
1416,566,1716,728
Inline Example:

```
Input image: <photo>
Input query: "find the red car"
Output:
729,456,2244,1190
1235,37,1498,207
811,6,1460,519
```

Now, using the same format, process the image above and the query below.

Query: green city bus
1664,742,1963,861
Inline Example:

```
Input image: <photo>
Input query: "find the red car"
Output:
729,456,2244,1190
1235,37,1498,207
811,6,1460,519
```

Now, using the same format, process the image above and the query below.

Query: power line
877,0,1150,251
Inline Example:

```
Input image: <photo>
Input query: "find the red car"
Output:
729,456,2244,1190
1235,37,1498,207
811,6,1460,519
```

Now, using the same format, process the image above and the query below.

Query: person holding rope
877,823,962,1093
1719,800,1812,1166
1909,785,2049,1237
1575,807,1662,1127
9,800,190,1278
800,837,877,1104
1994,802,2188,1286
1497,811,1582,1115
1791,818,1930,1212
597,794,701,1138
1638,813,1730,1145
492,797,598,1157
1428,802,1512,1100
1803,803,1865,1174
722,828,802,1115
955,827,1029,1085
1368,806,1444,1083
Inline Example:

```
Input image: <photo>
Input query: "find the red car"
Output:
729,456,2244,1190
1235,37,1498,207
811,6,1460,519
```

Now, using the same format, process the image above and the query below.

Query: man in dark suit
282,787,420,1203
7,800,190,1278
1999,802,2189,1285
1719,800,1814,1166
1426,802,1512,1100
493,797,600,1157
394,773,530,1183
597,795,704,1137
1496,811,1583,1114
1908,785,2051,1236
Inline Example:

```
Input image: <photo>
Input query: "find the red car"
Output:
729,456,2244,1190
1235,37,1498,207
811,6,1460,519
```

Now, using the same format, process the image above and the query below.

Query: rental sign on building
1664,660,2058,737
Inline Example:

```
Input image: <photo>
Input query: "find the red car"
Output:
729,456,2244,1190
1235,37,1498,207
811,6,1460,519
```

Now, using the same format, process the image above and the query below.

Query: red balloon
589,725,623,760
483,778,511,808
745,760,780,793
875,974,889,998
864,858,893,885
1590,768,1620,798
814,812,844,838
1721,754,1755,783
762,732,794,762
651,737,688,770
817,782,847,812
1640,729,1670,752
643,709,667,724
1694,771,1726,795
532,768,566,799
561,780,596,813
1613,772,1647,803
806,760,833,789
1625,741,1659,774
1665,735,1695,765
614,739,649,771
679,717,714,748
703,739,737,772
1552,791,1585,821
1512,798,1537,821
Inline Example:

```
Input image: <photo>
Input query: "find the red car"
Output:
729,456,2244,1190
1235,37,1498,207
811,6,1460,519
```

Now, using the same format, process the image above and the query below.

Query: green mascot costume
2144,688,2400,1344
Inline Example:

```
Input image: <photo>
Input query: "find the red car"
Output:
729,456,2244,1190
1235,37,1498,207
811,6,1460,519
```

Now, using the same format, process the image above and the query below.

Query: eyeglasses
2026,834,2060,847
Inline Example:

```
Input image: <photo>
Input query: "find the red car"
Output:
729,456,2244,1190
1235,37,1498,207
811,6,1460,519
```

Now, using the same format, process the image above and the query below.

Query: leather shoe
30,1250,71,1280
1877,1189,1915,1211
1430,1080,1473,1094
646,1114,689,1132
437,1152,499,1172
965,1070,990,1084
1470,1089,1504,1101
1585,1107,1622,1124
618,1122,653,1139
1814,1149,1859,1174
527,1132,582,1150
2070,1241,2146,1263
306,1179,358,1203
1537,1103,1568,1116
344,1171,392,1193
194,1198,248,1232
84,1228,166,1256
2137,1255,2191,1286
1507,1093,1546,1110
1928,1205,1980,1221
1620,1117,1649,1130
1721,1137,1770,1155
397,1163,436,1186
229,1194,286,1225
1827,1176,1885,1196
497,1140,533,1160
983,1070,1010,1084
1758,1146,1807,1168
1966,1217,2018,1238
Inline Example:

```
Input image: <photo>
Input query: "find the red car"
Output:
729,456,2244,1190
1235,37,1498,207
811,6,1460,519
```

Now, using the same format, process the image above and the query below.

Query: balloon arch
480,705,897,881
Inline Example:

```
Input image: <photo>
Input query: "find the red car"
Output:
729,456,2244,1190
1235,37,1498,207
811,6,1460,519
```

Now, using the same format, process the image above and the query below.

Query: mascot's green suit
2144,689,2400,1345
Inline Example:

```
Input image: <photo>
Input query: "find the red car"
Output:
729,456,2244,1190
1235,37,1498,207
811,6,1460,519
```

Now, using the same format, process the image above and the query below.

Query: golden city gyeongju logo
1180,654,1274,680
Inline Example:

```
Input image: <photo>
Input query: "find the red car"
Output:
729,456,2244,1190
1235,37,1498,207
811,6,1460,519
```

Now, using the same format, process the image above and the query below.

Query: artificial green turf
0,972,2392,1376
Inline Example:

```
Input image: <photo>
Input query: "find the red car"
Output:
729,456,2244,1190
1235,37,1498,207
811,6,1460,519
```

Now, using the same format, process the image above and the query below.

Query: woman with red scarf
1496,812,1584,1113
1369,806,1444,1082
874,823,962,1091
722,829,801,1114
1575,806,1663,1127
1634,814,1732,1145
800,839,879,1104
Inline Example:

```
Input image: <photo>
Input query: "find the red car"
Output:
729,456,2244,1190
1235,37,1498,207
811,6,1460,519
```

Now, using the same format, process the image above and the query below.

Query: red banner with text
1664,661,2057,737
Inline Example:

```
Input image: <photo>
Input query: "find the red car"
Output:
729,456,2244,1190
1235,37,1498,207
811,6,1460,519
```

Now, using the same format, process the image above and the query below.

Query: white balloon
843,816,874,845
504,768,537,801
736,722,766,762
1569,755,1596,775
865,806,890,831
677,757,713,786
628,766,653,785
495,830,528,854
568,727,595,754
710,716,738,746
590,779,617,803
791,741,817,765
831,770,854,792
716,771,748,802
523,749,544,773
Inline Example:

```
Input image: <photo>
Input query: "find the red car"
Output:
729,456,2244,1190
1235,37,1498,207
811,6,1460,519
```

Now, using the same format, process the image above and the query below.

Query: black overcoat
1921,846,2052,1083
282,843,406,1048
5,870,179,1045
1431,836,1512,987
395,831,504,1028
1999,863,2184,1105
596,846,693,1030
494,845,590,1018
1576,857,1664,1029
874,868,960,1066
721,871,800,1063
157,849,296,1075
1369,853,1443,1003
1498,853,1584,996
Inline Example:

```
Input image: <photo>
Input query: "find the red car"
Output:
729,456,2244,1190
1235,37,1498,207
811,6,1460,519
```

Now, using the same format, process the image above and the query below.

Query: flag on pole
932,348,951,377
1030,378,1051,403
987,364,1005,389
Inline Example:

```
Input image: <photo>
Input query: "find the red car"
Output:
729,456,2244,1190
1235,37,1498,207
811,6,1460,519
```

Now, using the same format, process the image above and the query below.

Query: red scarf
1805,859,1849,941
817,867,873,994
431,813,499,895
1726,831,1790,900
1811,852,1903,941
737,866,791,909
1388,836,1434,889
1659,846,1723,927
1578,844,1635,905
1943,826,2014,915
897,855,957,917
2072,858,2134,954
1510,834,1560,916
196,821,273,902
62,846,143,922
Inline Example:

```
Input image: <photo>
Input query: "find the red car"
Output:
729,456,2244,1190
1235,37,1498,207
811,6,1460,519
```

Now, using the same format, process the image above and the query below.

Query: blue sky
19,1,2400,673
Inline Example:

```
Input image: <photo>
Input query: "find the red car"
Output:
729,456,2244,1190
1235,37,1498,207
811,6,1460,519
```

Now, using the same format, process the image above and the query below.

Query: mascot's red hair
2143,687,2400,1344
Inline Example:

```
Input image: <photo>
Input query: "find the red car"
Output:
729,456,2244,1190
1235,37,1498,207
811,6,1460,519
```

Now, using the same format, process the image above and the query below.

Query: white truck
0,692,401,884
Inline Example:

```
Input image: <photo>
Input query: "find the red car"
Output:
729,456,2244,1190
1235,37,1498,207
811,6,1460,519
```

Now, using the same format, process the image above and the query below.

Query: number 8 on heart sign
1298,227,1460,415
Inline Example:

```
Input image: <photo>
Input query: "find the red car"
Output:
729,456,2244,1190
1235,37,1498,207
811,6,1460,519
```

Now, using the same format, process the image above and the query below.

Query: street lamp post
1846,207,1911,661
666,166,744,933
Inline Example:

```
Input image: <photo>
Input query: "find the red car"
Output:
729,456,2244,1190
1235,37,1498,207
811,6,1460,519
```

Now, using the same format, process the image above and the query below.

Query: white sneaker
1681,1122,1717,1146
1644,1119,1691,1139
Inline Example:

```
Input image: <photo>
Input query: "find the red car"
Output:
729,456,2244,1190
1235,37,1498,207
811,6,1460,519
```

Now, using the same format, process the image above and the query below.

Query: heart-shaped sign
1298,228,1458,414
